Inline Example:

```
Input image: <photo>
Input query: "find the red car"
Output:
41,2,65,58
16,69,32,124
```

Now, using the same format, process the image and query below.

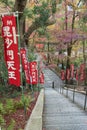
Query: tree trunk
14,0,27,47
66,45,72,69
14,0,27,19
66,9,75,69
62,60,64,69
83,41,86,64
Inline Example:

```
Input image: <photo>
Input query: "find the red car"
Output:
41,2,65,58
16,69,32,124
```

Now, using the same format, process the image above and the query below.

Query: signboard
2,15,21,86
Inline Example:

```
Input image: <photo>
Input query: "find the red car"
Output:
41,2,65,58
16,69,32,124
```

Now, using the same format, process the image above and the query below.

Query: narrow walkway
43,69,87,130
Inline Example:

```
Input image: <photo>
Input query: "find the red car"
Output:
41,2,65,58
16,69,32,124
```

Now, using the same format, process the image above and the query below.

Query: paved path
42,68,87,130
43,68,62,88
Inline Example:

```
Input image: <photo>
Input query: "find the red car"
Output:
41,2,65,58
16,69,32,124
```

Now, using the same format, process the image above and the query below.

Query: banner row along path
42,68,87,130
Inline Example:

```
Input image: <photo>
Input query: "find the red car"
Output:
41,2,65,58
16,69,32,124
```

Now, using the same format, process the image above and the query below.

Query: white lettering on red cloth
2,15,21,86
20,48,30,84
29,61,38,84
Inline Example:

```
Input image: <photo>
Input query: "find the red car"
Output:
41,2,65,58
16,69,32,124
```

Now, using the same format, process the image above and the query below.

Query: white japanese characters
2,15,20,86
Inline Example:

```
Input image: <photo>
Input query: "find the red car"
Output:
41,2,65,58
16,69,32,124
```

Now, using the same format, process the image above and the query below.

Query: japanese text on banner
2,15,21,86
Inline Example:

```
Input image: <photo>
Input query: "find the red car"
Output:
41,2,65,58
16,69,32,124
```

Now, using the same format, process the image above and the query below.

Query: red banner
70,64,74,78
80,63,85,81
66,69,70,80
2,15,21,86
61,70,65,80
20,48,30,84
29,61,38,84
39,71,44,84
35,44,44,49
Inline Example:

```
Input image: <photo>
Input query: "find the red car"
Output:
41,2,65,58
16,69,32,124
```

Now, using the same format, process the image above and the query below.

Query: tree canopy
0,0,87,83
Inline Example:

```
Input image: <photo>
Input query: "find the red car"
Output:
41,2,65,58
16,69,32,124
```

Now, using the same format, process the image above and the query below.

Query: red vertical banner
20,48,30,84
29,61,38,84
80,63,85,81
2,15,21,86
39,71,44,84
70,64,74,78
66,69,70,80
61,70,65,80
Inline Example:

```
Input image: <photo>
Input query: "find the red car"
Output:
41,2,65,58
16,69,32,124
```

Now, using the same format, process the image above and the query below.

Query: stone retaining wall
24,89,44,130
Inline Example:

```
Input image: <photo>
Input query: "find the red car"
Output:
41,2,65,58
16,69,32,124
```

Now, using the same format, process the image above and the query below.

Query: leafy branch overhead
24,2,56,40
9,0,56,44
0,0,87,66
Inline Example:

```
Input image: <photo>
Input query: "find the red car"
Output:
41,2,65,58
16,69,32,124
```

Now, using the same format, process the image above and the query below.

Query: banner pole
38,61,40,92
16,11,26,119
30,76,34,98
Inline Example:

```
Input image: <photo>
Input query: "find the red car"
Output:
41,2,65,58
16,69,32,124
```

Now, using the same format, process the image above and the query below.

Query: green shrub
0,103,5,115
14,100,24,109
0,114,5,125
5,99,15,114
14,96,31,109
0,94,32,129
0,117,15,130
23,96,31,108
7,119,15,130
